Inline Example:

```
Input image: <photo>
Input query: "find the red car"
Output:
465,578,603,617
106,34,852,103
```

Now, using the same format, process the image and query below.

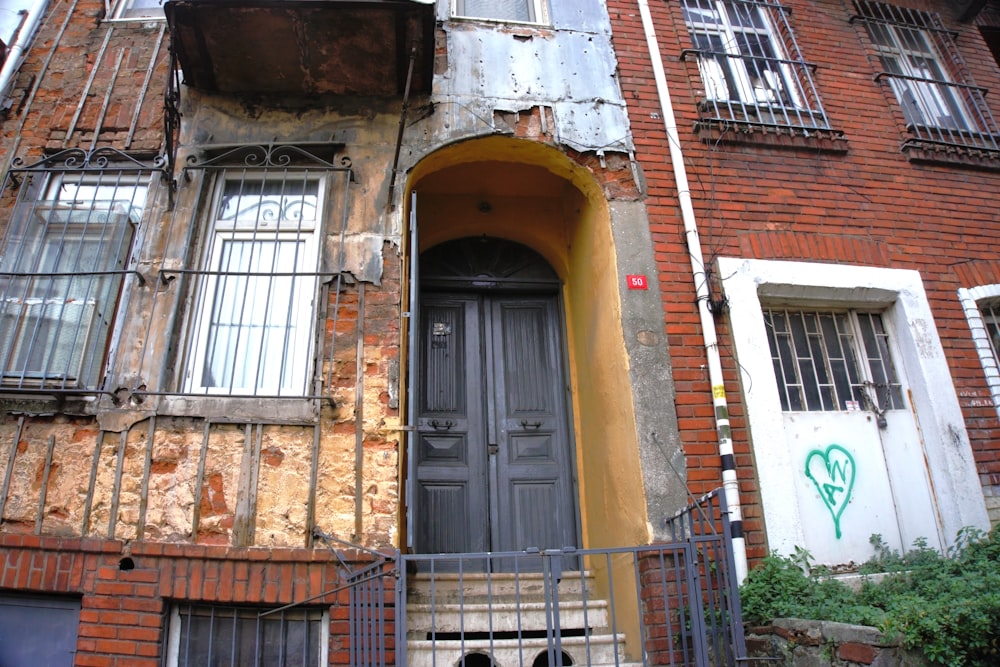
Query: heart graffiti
805,444,856,539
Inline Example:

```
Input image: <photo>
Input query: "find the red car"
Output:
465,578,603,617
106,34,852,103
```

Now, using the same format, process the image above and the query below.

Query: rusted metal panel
437,15,631,153
165,0,434,96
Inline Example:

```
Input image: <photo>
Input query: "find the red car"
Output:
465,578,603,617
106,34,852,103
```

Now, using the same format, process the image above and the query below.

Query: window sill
901,138,1000,170
153,395,325,423
693,117,848,152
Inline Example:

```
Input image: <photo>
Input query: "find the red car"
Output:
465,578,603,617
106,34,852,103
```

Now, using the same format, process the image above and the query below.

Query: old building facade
0,0,699,664
608,0,997,568
0,0,998,662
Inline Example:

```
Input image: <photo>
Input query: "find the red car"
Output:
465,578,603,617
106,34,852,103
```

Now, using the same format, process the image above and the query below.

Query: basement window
452,0,548,24
166,604,327,667
681,0,833,134
0,156,149,393
853,0,1000,157
185,172,321,396
764,308,905,413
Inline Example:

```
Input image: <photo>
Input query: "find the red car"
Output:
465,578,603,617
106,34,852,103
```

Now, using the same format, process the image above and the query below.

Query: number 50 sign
626,275,648,290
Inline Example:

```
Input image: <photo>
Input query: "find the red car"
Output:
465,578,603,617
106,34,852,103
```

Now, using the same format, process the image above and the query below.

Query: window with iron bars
681,0,832,133
764,308,905,413
0,158,149,392
185,172,322,397
165,604,327,667
853,0,1000,153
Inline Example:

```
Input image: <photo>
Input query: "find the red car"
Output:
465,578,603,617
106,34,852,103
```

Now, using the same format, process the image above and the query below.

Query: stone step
405,570,595,605
406,598,610,635
406,632,634,667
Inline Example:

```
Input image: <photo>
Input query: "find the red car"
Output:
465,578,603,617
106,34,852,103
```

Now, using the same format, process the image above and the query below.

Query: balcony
163,0,434,97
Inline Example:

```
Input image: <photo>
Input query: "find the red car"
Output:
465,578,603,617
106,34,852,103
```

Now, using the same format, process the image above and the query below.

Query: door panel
415,292,578,563
414,296,488,555
490,297,577,554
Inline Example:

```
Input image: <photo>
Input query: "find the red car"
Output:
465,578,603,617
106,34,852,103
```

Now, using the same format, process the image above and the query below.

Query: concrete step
405,570,595,605
406,632,633,667
406,598,610,635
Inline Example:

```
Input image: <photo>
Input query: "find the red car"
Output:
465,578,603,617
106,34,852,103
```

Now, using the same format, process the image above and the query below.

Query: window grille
681,0,832,133
980,300,1000,365
453,0,547,23
166,604,327,667
764,309,904,413
0,149,157,393
854,0,1000,153
159,144,353,400
187,175,320,396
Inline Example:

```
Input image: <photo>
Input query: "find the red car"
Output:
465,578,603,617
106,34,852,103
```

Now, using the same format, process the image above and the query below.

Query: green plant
740,526,1000,666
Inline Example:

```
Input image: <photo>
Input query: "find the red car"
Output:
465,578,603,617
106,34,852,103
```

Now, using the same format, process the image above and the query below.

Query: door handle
429,419,454,430
521,420,542,429
488,443,499,455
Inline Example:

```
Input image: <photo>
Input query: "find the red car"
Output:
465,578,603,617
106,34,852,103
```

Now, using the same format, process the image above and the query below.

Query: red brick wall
608,0,1000,561
0,534,386,666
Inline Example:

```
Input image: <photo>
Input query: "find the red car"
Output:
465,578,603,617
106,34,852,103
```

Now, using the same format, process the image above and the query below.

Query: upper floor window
854,0,1000,154
114,0,163,19
765,308,905,413
681,0,832,133
453,0,548,24
0,150,153,393
185,172,321,396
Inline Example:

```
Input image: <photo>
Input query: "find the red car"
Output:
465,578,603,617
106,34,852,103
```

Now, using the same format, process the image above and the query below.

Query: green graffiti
805,444,855,539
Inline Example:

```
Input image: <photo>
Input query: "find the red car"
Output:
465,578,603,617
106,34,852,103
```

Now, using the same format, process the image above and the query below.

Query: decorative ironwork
163,46,182,207
9,147,166,173
184,143,352,172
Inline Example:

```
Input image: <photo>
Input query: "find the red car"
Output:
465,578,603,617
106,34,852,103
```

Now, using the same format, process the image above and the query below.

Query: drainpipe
636,0,748,583
0,0,49,110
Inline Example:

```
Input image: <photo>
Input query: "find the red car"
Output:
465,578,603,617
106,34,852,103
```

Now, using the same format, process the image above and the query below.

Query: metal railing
379,488,745,667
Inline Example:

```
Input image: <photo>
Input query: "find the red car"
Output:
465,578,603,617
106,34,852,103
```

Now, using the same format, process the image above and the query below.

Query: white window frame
111,0,164,20
0,171,145,389
682,0,803,108
185,173,322,397
719,257,989,555
165,604,329,667
958,285,1000,418
451,0,549,25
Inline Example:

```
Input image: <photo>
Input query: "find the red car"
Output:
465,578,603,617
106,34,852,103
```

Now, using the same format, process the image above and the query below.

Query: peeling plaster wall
0,0,680,556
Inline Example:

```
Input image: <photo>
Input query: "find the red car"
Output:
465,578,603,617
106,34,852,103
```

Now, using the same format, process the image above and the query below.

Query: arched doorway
412,237,579,559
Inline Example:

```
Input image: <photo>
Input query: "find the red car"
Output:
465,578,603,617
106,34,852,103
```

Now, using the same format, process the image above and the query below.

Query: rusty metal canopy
164,0,434,96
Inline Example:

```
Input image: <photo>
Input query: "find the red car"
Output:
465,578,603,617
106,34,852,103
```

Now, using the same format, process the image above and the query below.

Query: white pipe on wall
0,0,49,109
636,0,748,582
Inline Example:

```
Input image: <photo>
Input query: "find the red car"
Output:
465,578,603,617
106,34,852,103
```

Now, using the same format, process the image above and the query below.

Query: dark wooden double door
414,291,578,560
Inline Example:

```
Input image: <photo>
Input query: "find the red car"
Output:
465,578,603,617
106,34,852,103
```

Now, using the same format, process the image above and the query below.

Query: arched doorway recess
402,137,655,563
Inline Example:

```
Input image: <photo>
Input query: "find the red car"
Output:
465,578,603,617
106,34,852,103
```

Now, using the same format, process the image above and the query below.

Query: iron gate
343,488,746,667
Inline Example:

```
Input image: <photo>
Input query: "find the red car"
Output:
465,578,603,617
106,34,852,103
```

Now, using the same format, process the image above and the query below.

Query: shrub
739,527,1000,666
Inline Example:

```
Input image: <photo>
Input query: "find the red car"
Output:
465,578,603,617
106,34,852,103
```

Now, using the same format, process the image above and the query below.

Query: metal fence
339,488,746,667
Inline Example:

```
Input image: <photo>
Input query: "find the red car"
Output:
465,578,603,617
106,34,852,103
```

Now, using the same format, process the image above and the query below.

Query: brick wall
608,0,1000,561
0,534,387,666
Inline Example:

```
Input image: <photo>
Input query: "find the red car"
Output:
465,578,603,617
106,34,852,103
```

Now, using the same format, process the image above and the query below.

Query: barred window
765,309,904,413
186,173,321,396
681,0,832,132
854,0,1000,153
0,155,150,392
453,0,547,23
166,604,327,667
959,286,1000,414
